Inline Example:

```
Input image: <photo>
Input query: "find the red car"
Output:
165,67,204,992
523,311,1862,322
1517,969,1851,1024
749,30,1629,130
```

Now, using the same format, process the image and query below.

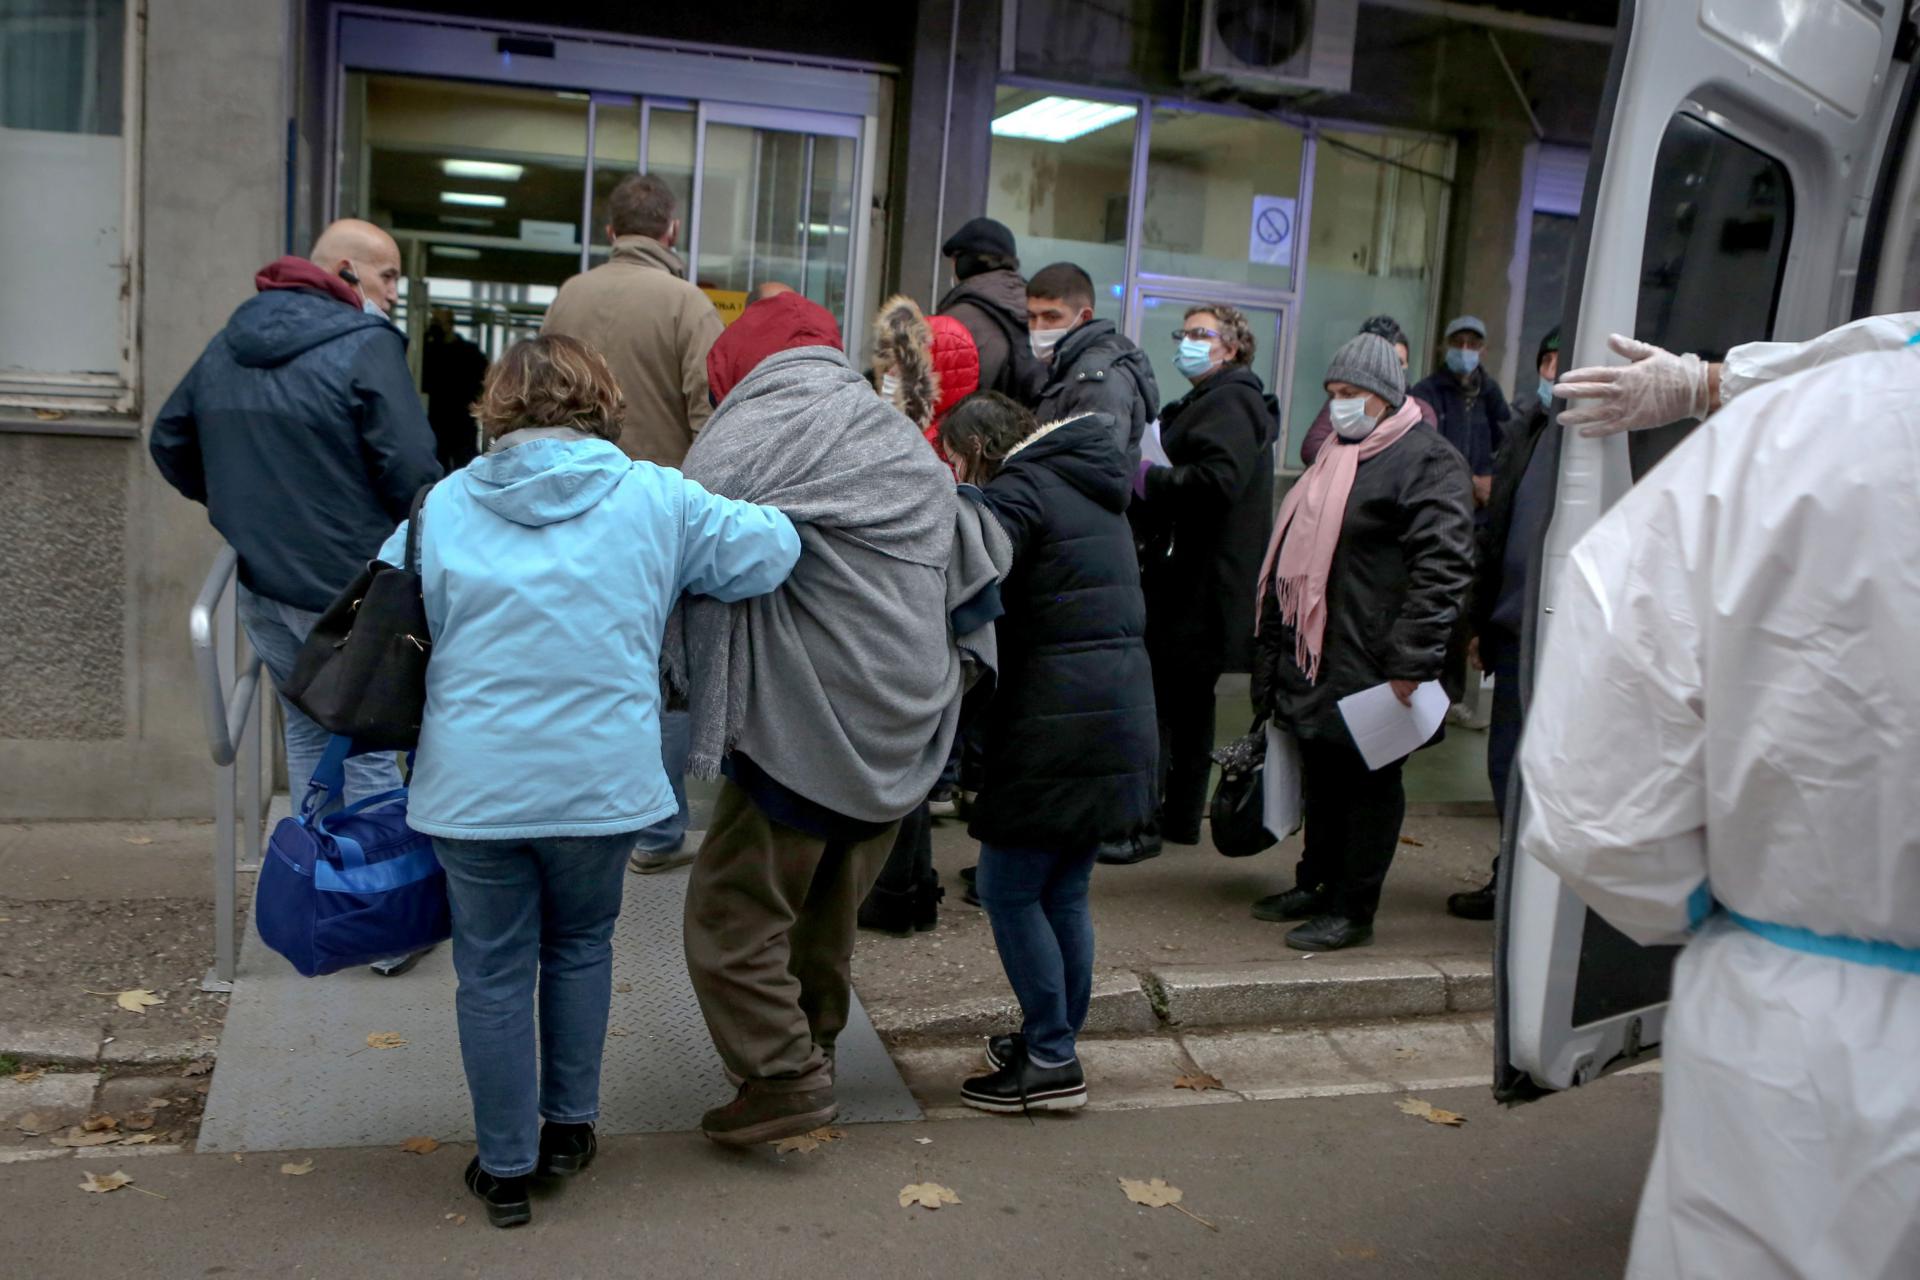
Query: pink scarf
1256,398,1424,682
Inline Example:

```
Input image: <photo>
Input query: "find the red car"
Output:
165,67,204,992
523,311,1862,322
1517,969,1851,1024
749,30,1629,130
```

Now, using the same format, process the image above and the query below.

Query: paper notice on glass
1141,419,1172,468
1262,723,1303,837
1337,681,1450,772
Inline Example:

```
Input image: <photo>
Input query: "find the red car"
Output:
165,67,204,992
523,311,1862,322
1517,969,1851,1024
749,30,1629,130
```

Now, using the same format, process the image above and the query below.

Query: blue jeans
432,832,635,1176
976,843,1097,1066
236,585,402,804
632,708,690,855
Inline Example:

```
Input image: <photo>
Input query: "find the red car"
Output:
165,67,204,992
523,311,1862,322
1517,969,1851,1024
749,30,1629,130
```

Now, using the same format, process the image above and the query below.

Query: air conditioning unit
1182,0,1358,95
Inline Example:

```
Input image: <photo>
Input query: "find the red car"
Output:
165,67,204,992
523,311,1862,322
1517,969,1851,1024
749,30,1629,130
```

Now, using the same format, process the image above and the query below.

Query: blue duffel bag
256,735,451,977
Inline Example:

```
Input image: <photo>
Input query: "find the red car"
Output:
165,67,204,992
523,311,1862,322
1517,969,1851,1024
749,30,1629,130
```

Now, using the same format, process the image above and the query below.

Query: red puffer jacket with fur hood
873,295,980,465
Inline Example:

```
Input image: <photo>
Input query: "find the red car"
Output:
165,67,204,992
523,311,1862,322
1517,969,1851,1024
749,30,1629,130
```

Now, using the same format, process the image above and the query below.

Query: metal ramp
198,866,919,1152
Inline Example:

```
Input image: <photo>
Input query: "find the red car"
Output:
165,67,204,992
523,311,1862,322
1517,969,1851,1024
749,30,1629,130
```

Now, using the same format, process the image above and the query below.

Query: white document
1261,723,1303,837
1141,419,1172,468
1337,680,1450,772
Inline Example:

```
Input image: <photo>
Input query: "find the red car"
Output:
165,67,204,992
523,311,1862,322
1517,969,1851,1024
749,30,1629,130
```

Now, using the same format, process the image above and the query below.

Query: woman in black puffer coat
939,393,1157,1115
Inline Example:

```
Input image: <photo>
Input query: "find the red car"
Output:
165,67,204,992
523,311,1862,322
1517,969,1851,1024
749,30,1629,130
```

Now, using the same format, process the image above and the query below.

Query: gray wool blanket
664,346,1009,823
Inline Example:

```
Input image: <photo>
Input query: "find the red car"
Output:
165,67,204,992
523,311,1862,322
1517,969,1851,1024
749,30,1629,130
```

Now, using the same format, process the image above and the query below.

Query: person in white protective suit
1520,343,1920,1279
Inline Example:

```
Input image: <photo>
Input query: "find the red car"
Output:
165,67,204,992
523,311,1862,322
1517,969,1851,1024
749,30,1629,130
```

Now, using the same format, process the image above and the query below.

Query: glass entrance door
1134,291,1290,427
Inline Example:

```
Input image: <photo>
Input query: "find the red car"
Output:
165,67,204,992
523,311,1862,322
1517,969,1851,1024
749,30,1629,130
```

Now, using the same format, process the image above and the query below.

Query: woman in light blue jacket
377,335,799,1228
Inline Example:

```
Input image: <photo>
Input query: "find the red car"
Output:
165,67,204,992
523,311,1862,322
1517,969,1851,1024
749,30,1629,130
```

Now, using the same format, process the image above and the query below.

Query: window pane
696,124,856,327
1627,113,1793,478
1142,108,1303,291
986,87,1134,327
1285,130,1450,466
1139,294,1284,422
0,0,124,385
589,98,639,257
645,106,695,227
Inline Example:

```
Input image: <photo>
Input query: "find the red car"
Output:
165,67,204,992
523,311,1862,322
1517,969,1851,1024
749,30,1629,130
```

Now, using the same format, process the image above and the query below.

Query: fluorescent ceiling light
441,191,507,208
990,96,1136,143
441,158,524,181
439,215,493,228
430,245,482,260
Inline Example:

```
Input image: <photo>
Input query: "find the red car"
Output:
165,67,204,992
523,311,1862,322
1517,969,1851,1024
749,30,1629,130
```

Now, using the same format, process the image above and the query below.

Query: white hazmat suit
1520,348,1920,1279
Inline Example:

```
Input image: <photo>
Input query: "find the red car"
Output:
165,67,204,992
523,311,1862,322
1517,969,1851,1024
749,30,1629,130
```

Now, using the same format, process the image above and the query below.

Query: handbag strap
404,482,432,574
300,734,355,819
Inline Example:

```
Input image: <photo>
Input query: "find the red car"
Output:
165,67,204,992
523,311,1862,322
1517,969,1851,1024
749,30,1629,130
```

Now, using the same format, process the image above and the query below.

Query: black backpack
959,299,1049,406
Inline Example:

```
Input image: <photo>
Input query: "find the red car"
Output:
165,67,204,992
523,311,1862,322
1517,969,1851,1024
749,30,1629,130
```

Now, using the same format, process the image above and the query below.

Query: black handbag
283,485,434,750
1208,714,1279,858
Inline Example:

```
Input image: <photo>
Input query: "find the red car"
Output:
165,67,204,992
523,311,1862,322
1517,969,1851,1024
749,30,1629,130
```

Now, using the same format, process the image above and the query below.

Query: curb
869,971,1160,1042
0,1022,210,1070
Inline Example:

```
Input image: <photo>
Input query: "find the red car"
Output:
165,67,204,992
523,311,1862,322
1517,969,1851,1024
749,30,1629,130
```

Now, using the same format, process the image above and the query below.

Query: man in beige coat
544,172,724,873
544,173,723,469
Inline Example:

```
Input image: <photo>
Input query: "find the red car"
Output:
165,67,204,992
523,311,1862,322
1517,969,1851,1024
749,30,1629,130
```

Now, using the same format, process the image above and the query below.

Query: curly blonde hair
473,334,625,444
1186,303,1256,367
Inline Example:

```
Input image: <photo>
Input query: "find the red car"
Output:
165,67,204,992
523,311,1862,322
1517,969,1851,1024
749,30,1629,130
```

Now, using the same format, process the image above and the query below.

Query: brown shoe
701,1083,837,1148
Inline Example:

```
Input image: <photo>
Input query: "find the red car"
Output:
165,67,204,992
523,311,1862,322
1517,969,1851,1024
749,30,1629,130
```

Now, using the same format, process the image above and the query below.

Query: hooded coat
968,414,1157,848
1138,365,1279,674
873,295,981,462
1032,319,1160,463
937,267,1042,403
150,258,443,612
375,433,799,839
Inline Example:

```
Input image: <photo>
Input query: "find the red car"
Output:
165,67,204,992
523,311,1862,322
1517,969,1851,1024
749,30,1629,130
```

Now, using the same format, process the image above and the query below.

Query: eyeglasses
1171,327,1221,341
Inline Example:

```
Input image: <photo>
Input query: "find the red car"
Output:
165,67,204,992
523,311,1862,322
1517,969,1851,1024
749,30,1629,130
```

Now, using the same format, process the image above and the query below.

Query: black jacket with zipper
1252,426,1475,741
968,413,1158,849
1031,319,1160,463
1139,365,1278,674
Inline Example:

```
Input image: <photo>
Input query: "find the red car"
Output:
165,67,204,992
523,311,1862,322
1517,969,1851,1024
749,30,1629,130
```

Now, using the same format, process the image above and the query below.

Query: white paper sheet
1337,680,1450,772
1141,419,1172,468
1261,723,1303,837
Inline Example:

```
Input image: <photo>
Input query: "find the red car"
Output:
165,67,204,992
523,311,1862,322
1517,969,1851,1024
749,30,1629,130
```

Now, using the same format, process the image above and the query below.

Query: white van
1498,0,1920,1096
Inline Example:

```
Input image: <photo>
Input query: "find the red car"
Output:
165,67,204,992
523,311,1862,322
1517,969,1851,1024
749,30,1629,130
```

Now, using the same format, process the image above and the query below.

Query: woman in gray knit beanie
1243,331,1475,952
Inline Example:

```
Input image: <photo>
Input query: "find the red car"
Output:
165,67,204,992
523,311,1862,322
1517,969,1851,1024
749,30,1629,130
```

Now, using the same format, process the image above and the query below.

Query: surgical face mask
880,371,901,401
1446,346,1481,376
1537,375,1554,405
1029,325,1067,361
1174,337,1217,379
1329,396,1379,441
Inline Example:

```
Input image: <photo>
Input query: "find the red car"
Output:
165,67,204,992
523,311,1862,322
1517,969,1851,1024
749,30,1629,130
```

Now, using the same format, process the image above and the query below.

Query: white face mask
1329,396,1379,442
1029,326,1068,361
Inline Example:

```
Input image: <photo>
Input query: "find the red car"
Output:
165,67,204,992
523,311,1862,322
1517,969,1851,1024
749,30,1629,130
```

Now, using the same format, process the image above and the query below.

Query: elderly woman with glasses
1125,304,1280,861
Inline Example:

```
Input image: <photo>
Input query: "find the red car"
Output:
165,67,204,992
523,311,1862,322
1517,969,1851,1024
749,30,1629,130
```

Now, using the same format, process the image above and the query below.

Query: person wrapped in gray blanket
667,291,1010,1147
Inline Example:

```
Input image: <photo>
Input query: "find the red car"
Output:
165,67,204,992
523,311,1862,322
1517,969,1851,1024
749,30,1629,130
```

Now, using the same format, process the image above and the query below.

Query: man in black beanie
936,217,1045,403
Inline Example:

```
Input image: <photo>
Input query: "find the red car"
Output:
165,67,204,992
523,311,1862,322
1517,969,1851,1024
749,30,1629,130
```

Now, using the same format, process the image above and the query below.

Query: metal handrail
190,546,268,991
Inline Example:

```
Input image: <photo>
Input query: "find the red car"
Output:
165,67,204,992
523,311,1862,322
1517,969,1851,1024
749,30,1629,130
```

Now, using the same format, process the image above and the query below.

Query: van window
1627,113,1794,478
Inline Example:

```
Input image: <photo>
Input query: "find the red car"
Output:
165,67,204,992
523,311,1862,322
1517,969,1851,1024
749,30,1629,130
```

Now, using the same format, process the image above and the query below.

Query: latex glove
1553,334,1711,437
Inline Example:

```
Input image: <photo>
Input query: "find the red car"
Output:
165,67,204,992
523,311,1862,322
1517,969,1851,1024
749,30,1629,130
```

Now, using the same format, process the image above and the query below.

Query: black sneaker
984,1032,1024,1070
1447,881,1497,921
913,878,944,933
960,865,976,885
464,1156,532,1229
1251,886,1328,922
961,1054,1087,1114
1285,914,1374,952
536,1120,596,1178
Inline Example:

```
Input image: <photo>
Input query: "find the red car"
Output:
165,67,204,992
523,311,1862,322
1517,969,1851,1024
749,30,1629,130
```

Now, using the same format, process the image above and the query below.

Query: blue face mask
1446,346,1480,376
1175,338,1216,379
1537,376,1554,405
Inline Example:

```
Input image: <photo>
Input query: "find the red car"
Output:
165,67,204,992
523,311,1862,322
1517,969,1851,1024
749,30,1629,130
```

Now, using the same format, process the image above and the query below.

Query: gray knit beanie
1324,332,1406,409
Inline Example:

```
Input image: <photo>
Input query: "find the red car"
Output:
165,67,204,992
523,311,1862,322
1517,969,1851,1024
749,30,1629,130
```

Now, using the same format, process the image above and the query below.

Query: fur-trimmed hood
874,294,979,433
998,411,1131,513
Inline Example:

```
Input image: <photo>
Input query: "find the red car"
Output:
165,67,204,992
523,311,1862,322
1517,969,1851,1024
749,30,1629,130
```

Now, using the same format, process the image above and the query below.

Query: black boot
1095,831,1163,865
857,883,917,937
1284,914,1374,952
912,876,944,932
464,1157,532,1229
1251,885,1328,922
984,1032,1024,1070
1447,880,1497,921
536,1120,596,1178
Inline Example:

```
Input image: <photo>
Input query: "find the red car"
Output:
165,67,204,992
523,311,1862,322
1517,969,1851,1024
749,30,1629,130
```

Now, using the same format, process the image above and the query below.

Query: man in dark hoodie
936,217,1045,404
151,220,443,956
1026,263,1159,464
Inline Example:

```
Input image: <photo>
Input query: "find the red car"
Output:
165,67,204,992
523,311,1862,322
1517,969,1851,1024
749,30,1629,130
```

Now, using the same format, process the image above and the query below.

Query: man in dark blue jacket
152,220,442,973
1409,315,1511,516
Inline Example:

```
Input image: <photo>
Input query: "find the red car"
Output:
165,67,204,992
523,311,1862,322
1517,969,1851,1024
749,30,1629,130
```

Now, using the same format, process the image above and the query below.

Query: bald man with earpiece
151,220,443,973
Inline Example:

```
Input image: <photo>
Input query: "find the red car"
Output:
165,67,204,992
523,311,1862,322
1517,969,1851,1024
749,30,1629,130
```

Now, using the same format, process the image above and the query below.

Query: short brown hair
1186,303,1255,366
473,335,624,444
608,173,677,239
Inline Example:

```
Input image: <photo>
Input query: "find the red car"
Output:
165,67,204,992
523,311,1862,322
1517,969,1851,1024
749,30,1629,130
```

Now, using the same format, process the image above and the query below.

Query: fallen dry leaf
613,982,633,994
10,1068,45,1085
444,1213,466,1225
123,1113,156,1132
607,1028,631,1037
364,1032,407,1050
15,1112,52,1136
118,1133,162,1146
1398,835,1425,847
83,1114,120,1133
280,1159,315,1175
181,1058,215,1078
33,408,68,422
83,988,165,1014
399,1136,440,1155
898,1182,961,1210
51,1128,122,1149
1119,1177,1218,1231
912,1137,933,1145
123,836,154,846
772,1126,846,1155
1396,1097,1467,1127
147,1098,174,1109
1173,1073,1224,1092
78,1170,132,1194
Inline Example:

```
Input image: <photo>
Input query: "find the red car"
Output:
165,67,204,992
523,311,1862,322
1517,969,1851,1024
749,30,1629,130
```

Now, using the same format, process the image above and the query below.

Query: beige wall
0,0,292,820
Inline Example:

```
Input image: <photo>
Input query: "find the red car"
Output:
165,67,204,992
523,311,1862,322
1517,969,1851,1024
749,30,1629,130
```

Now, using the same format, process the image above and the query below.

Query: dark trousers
1155,659,1221,841
868,801,933,897
1293,736,1407,924
1485,633,1523,828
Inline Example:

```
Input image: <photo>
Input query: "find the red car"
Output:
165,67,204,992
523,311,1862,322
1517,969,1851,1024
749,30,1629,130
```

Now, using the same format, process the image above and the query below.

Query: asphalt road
3,1077,1659,1278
